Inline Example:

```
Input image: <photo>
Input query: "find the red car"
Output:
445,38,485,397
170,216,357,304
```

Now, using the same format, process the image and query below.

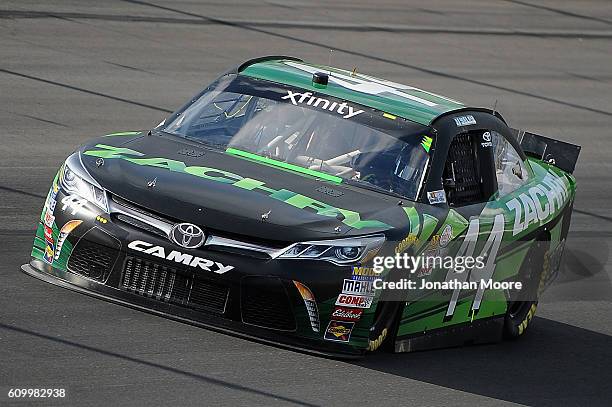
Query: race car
23,56,580,358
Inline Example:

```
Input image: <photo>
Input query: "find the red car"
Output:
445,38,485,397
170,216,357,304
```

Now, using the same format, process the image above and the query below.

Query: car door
395,121,534,340
441,129,531,322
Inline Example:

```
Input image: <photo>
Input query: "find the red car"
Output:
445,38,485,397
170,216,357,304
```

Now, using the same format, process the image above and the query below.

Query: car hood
78,133,412,242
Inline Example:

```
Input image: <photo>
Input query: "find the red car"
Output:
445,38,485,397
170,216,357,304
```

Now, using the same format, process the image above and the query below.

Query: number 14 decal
444,214,504,317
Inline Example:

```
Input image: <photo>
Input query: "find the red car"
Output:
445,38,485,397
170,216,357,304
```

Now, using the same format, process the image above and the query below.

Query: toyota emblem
169,223,205,249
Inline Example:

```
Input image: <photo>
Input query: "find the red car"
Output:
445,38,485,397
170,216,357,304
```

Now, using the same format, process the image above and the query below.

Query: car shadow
353,317,612,407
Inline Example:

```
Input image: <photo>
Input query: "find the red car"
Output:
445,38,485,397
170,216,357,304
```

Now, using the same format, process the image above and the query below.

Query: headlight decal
54,220,83,260
293,281,320,333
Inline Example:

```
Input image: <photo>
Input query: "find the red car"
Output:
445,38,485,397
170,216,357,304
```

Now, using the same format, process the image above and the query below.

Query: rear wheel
504,237,550,338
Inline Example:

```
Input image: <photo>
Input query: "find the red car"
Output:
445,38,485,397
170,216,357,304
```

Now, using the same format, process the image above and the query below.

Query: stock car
23,56,580,358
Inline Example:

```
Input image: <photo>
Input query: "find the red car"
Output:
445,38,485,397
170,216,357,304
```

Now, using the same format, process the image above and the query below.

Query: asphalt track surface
1,1,611,406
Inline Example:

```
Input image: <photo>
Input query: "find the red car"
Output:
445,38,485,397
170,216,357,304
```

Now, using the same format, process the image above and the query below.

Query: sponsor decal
281,90,364,119
45,187,58,212
43,209,55,228
439,224,453,248
395,234,417,254
128,240,234,274
84,144,389,230
331,307,363,321
427,189,447,205
324,320,355,342
54,220,83,260
505,171,569,236
44,225,54,242
421,135,433,153
43,241,55,264
480,131,493,148
454,115,476,126
45,175,59,213
415,254,435,277
342,278,375,296
335,293,373,309
351,266,378,281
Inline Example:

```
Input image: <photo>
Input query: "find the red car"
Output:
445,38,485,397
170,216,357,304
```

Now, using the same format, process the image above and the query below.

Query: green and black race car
23,56,580,358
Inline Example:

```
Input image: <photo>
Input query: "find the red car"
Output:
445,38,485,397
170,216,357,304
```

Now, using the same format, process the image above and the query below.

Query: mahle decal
84,144,389,229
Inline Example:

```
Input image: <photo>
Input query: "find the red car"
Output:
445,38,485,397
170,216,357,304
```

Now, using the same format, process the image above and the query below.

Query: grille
121,257,228,314
68,240,117,282
115,214,167,238
241,276,296,331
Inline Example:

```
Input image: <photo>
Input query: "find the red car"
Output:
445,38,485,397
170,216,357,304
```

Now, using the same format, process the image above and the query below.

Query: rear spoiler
510,128,581,174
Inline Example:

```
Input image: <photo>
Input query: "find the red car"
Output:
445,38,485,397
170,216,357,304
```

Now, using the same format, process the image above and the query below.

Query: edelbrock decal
128,240,234,274
331,307,363,321
281,90,364,119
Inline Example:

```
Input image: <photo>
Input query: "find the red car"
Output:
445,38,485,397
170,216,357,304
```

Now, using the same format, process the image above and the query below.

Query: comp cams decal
128,240,234,274
335,293,373,309
84,144,389,230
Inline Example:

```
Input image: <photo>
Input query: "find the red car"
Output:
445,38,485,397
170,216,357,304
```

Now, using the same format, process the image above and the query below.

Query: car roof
238,56,465,126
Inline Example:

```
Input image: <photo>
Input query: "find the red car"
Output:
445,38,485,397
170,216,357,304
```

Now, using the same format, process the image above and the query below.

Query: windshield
162,75,434,200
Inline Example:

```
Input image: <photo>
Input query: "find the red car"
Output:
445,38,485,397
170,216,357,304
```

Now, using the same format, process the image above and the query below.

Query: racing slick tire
504,235,551,339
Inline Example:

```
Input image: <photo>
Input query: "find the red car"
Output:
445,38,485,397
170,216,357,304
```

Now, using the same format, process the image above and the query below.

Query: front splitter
21,262,364,359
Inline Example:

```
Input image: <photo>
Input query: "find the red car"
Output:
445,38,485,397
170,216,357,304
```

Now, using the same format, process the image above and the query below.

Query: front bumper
26,179,377,358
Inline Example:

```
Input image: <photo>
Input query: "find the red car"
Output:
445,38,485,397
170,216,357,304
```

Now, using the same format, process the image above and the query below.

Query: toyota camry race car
23,56,580,358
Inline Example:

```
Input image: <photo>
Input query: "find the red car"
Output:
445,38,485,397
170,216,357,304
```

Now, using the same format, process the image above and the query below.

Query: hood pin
147,177,157,188
95,158,104,167
261,210,271,221
334,226,342,234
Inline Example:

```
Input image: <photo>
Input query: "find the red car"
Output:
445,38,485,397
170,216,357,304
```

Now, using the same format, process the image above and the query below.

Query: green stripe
226,147,343,184
104,131,141,137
